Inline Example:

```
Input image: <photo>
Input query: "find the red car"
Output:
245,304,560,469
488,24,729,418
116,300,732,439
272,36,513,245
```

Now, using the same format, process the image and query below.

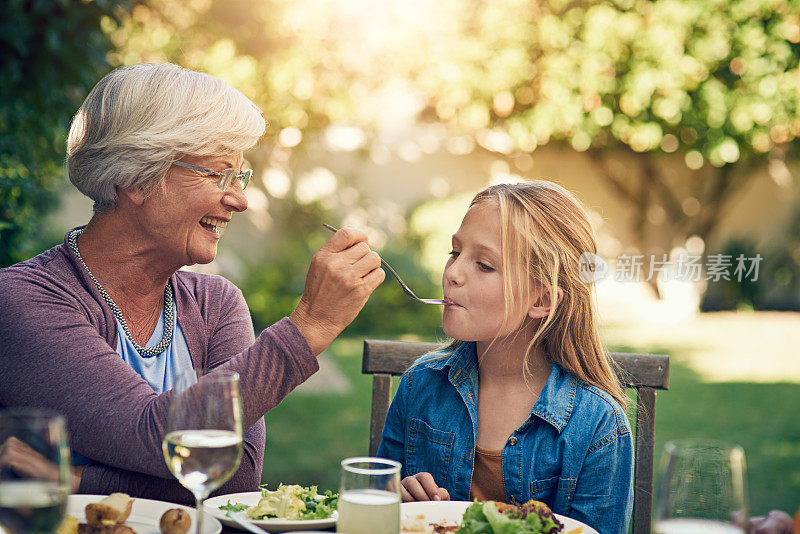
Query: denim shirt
377,342,634,534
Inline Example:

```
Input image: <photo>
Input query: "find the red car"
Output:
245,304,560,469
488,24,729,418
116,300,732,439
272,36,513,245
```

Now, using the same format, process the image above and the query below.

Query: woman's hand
290,227,385,355
0,436,83,489
400,472,450,502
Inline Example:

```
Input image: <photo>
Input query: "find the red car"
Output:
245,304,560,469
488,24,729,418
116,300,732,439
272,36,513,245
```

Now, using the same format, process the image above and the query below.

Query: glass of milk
336,457,402,534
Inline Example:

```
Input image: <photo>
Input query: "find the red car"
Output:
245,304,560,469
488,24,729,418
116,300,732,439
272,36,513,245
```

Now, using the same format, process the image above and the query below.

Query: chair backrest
362,339,669,534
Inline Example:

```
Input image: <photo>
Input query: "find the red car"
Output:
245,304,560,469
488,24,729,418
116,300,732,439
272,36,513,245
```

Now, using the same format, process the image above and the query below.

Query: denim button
508,436,518,446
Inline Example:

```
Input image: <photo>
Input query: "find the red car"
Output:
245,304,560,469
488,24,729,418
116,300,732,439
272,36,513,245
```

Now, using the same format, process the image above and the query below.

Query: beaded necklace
67,228,174,358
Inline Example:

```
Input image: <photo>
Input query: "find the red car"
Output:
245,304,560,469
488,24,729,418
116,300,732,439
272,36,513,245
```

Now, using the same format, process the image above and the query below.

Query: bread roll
159,509,191,534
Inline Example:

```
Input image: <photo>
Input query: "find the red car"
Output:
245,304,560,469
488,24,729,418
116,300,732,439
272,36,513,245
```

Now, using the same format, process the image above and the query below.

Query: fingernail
433,495,441,501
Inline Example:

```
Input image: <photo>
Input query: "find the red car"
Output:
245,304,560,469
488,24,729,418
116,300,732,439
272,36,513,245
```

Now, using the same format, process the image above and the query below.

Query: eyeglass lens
218,169,251,191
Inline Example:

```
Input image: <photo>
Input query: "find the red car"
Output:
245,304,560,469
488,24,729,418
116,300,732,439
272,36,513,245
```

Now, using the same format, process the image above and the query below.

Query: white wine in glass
337,457,401,534
0,408,71,534
163,371,243,534
654,439,749,534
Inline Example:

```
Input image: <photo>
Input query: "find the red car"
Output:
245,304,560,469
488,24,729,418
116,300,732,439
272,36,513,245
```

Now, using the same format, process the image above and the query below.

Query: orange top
469,445,506,502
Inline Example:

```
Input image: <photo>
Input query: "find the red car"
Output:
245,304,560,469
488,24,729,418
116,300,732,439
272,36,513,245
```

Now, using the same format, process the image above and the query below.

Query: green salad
456,500,564,534
219,483,338,520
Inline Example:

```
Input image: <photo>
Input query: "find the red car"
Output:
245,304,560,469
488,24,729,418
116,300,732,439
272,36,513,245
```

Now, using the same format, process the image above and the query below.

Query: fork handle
320,223,443,305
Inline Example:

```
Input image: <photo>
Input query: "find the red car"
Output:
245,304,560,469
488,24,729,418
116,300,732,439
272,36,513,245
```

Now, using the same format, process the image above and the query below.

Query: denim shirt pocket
530,476,577,511
530,476,558,502
406,418,455,484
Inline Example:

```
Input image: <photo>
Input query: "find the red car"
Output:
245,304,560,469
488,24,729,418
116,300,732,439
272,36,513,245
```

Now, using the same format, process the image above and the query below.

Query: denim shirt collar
423,341,576,433
530,363,576,433
422,341,477,386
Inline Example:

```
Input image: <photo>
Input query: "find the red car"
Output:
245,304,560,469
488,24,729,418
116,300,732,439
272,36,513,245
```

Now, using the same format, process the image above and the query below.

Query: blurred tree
413,0,800,261
0,0,135,266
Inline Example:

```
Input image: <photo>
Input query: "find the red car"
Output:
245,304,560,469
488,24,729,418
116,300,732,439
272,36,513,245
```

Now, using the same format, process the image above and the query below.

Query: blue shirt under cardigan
377,342,634,534
115,304,194,394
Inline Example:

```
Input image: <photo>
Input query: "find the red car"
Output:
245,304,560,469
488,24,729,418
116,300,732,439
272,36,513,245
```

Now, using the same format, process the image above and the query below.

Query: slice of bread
84,493,134,526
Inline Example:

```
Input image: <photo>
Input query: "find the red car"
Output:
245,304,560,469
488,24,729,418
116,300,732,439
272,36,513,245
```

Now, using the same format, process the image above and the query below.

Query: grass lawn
260,313,800,517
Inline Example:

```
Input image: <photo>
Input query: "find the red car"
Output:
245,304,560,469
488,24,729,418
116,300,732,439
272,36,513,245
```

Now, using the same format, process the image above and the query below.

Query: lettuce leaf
456,501,494,534
219,500,249,513
297,490,338,519
482,501,528,534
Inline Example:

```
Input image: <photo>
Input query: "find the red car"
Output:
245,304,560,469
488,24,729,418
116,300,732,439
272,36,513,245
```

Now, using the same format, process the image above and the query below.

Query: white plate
66,494,221,534
204,491,338,533
400,500,599,534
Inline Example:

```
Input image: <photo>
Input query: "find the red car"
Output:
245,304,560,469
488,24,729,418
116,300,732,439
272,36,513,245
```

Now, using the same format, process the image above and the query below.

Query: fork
323,223,446,305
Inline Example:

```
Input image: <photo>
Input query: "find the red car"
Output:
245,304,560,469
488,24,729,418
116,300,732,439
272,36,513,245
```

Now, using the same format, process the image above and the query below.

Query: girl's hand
400,472,451,502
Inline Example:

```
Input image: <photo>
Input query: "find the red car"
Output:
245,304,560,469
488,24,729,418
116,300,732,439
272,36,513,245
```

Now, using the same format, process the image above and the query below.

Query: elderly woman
0,63,384,502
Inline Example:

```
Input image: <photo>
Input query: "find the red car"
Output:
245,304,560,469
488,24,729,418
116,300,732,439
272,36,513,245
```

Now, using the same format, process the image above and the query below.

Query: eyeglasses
172,160,253,191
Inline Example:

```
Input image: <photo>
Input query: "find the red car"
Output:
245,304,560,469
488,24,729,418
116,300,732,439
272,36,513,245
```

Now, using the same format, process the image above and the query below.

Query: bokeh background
2,0,799,518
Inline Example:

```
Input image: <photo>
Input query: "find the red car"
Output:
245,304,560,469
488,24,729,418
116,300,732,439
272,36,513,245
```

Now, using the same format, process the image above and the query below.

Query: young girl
377,181,633,534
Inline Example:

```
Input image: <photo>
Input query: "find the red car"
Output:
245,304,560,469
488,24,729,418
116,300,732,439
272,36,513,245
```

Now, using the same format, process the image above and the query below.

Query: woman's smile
199,216,229,237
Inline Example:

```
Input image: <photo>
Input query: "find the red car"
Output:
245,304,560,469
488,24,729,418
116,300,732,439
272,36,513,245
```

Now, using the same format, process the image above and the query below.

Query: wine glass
162,371,243,534
0,408,71,534
337,457,401,534
653,439,749,534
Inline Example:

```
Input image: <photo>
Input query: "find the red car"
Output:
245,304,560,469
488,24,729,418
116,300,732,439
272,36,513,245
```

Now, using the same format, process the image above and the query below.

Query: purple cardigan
0,230,319,503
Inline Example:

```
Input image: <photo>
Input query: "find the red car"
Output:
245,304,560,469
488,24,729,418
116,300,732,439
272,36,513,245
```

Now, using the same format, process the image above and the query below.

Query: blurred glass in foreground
0,408,71,534
654,439,749,534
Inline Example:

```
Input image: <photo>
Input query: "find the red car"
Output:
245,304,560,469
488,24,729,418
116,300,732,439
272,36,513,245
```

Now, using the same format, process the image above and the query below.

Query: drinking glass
163,371,243,534
337,457,401,534
0,408,71,534
653,439,749,534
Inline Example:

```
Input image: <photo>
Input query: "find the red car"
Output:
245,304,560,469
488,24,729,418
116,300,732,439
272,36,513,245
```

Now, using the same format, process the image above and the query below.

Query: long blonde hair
465,181,626,410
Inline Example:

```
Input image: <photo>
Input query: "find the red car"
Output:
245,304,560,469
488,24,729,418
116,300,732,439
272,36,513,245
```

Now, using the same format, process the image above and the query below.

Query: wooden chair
362,339,669,534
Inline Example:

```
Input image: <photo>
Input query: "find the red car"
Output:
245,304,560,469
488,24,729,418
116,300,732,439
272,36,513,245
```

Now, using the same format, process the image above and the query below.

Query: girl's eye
448,250,460,258
477,262,494,273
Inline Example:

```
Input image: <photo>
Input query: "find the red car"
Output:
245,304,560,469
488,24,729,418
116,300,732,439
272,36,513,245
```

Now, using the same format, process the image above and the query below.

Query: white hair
67,63,266,213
